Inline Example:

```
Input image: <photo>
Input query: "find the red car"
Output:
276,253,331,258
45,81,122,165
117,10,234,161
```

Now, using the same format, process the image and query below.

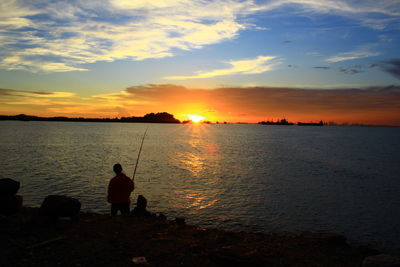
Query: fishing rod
132,127,148,181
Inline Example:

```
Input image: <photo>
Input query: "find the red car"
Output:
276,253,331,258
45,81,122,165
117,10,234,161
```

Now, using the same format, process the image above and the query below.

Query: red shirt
107,173,134,204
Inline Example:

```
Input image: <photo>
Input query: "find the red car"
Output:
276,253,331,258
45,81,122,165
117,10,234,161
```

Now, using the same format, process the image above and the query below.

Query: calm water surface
1,121,400,254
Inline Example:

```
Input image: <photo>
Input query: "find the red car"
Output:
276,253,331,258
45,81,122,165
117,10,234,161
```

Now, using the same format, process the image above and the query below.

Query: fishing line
132,127,148,181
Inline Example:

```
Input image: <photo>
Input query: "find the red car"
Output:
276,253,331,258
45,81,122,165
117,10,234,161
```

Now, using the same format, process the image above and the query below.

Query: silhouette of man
107,164,134,216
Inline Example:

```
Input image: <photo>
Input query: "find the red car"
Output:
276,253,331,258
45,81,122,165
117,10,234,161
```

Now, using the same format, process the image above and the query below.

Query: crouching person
130,195,154,217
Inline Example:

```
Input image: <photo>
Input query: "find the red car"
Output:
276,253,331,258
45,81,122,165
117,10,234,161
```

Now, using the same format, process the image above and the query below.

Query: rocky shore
2,207,397,267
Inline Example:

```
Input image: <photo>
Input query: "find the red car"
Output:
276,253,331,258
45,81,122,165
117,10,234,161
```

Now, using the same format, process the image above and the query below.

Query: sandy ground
0,207,378,267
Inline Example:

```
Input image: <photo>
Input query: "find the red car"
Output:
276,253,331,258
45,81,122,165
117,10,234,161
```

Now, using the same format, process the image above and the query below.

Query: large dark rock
0,178,20,195
0,178,22,215
40,195,81,218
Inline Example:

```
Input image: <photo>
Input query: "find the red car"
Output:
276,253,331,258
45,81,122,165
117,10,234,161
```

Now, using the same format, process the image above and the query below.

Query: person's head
113,163,122,174
137,195,147,209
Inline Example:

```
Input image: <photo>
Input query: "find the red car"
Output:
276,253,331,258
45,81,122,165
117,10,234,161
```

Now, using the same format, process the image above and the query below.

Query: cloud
258,0,400,29
313,66,330,70
289,0,399,16
306,52,322,57
34,92,76,98
0,88,76,98
379,34,393,42
325,44,381,63
0,88,85,114
381,59,400,80
325,51,380,63
0,0,258,72
164,55,279,80
313,64,376,74
0,87,132,117
0,0,398,72
339,67,364,74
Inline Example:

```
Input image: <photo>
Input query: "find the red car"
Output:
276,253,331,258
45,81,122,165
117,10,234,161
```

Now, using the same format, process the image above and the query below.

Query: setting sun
187,114,205,123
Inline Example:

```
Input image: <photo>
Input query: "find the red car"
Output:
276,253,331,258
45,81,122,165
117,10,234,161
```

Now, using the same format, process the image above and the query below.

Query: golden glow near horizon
2,84,400,125
187,114,205,123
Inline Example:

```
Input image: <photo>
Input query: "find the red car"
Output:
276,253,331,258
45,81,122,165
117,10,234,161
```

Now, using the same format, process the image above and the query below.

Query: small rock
362,254,400,267
132,256,150,265
174,217,186,226
157,213,166,220
40,195,81,219
216,232,238,245
300,232,346,245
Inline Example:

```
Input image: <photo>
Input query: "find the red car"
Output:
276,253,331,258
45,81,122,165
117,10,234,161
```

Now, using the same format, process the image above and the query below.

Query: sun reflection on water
169,123,221,213
172,190,218,213
177,152,204,177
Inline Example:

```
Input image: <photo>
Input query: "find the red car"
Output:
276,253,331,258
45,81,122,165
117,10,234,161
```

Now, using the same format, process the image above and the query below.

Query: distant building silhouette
259,118,294,125
297,120,324,126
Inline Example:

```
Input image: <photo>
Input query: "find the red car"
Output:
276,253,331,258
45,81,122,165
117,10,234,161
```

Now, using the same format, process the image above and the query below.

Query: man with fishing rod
107,128,148,216
107,163,134,216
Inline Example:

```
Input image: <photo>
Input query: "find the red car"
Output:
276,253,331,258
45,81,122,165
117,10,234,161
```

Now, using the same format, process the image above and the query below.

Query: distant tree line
0,112,180,123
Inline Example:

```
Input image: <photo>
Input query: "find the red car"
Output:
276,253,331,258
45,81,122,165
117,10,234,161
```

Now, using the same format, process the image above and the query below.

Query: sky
0,0,400,125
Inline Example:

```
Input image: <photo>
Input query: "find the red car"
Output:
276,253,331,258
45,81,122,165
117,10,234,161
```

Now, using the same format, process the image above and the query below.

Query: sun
187,114,205,123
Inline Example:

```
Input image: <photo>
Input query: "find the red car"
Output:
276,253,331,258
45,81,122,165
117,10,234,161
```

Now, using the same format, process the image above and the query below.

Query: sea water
1,121,399,254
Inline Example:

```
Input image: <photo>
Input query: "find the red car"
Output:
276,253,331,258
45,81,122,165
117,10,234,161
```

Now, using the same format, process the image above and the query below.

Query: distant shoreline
0,113,181,124
1,114,399,127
